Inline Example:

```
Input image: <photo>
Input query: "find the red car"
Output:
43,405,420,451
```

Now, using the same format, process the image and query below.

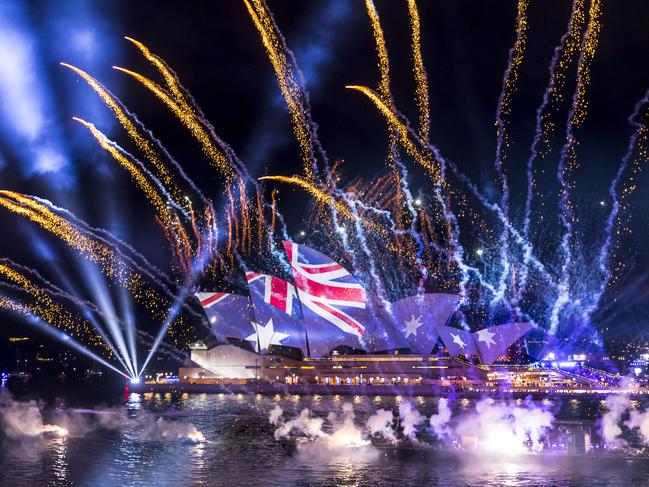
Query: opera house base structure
151,340,629,397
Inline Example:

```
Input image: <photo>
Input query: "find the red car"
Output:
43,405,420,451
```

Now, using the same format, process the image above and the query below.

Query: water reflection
2,392,649,486
127,392,142,410
51,437,69,483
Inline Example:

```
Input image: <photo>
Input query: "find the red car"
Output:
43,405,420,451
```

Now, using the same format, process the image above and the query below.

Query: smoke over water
0,391,68,439
0,390,205,444
268,397,559,456
455,398,553,454
597,391,649,450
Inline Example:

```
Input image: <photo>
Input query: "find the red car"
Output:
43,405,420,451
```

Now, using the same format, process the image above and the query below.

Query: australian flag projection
376,293,459,354
437,325,478,357
437,322,534,364
195,292,259,351
472,322,534,364
283,241,366,357
245,272,308,356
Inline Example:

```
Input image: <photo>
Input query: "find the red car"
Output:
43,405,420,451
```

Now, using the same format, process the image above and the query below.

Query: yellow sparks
123,36,192,110
571,0,602,129
113,66,234,179
0,264,108,351
260,175,356,222
561,0,603,198
345,85,441,183
407,0,430,142
0,191,168,321
365,0,391,102
60,63,184,205
72,117,172,225
496,0,529,169
243,0,316,180
364,0,406,237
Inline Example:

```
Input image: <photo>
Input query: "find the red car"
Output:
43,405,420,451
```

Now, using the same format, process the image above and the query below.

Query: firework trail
345,86,440,181
0,191,210,329
365,0,400,174
584,91,649,318
550,0,603,335
123,37,252,180
407,0,429,143
73,117,180,224
112,66,235,180
260,175,357,223
491,0,529,310
365,0,429,293
516,0,587,312
124,36,194,113
61,63,210,210
243,0,320,180
523,0,586,232
60,63,190,206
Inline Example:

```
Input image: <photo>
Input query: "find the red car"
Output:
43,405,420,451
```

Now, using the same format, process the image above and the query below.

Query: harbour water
1,387,648,487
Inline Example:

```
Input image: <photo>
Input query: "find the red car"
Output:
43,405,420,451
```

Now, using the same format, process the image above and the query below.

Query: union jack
283,241,366,337
245,272,298,316
196,292,229,310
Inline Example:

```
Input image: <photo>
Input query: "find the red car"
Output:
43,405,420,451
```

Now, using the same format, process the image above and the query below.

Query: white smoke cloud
599,393,649,449
271,403,370,448
1,396,48,438
327,402,369,448
600,395,630,448
0,390,67,439
144,417,205,443
0,390,204,444
398,400,425,442
366,408,396,443
429,397,452,440
455,398,553,454
626,408,649,445
273,408,327,441
268,405,283,426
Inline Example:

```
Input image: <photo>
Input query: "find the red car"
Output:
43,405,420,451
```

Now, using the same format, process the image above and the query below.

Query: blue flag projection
245,272,308,356
437,322,535,364
472,322,535,364
378,293,460,354
362,303,408,353
196,292,259,349
198,248,532,364
438,325,478,357
283,241,366,357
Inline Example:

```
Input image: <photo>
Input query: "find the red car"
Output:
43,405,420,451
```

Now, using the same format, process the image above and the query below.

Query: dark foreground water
1,386,649,487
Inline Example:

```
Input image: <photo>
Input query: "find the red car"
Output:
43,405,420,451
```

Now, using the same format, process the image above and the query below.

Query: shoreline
129,382,648,399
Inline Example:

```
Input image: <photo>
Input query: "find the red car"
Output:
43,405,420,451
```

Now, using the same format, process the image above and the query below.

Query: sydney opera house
175,241,552,389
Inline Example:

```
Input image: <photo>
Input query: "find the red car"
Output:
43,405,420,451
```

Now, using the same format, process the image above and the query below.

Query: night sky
0,0,648,349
